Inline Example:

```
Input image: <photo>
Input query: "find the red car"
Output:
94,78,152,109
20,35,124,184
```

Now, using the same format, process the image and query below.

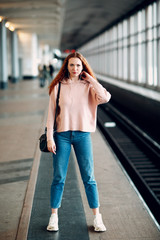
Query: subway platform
0,79,160,240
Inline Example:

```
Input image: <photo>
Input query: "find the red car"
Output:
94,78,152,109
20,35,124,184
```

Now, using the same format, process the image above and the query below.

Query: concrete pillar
11,30,19,83
18,32,38,79
0,20,8,89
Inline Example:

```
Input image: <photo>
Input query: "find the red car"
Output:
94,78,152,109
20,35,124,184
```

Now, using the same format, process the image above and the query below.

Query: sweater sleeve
46,87,57,142
89,78,111,105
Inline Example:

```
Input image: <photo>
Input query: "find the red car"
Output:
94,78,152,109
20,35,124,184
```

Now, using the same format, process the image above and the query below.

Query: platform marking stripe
0,166,31,174
0,158,33,185
0,158,33,165
0,176,29,185
27,151,89,240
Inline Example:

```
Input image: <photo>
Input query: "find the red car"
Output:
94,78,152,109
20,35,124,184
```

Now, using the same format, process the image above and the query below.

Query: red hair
48,52,97,95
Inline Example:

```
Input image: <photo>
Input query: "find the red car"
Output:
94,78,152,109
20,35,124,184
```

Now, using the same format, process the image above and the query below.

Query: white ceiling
0,0,153,50
61,0,152,50
0,0,66,48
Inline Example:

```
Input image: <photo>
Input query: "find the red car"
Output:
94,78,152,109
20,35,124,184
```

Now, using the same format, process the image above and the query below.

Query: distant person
38,64,45,87
49,63,55,79
46,52,111,232
43,65,48,85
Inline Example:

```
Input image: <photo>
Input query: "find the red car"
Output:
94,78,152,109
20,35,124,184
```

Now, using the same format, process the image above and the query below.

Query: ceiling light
5,21,15,31
9,25,15,31
5,21,10,28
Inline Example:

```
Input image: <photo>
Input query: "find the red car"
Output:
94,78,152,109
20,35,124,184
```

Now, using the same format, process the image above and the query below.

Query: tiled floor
0,79,49,240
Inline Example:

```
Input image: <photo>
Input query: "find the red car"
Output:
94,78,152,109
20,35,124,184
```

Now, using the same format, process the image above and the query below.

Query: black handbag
39,82,61,152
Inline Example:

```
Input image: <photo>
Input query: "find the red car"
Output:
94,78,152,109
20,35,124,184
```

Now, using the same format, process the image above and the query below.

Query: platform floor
0,79,160,240
26,129,160,240
77,130,160,240
0,79,49,240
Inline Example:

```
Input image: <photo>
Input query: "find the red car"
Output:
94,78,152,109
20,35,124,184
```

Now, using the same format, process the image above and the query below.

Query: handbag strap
45,82,61,134
53,82,61,131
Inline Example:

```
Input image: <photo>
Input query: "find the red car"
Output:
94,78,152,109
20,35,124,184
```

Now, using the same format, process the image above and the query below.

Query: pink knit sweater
47,78,111,141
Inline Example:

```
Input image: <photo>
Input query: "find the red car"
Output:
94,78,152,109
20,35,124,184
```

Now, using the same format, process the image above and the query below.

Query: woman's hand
47,140,56,154
81,71,96,84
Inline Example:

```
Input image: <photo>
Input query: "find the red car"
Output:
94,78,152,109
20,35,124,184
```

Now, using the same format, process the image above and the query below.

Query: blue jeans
50,131,100,209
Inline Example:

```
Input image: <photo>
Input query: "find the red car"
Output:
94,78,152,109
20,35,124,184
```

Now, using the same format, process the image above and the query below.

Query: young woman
46,52,111,232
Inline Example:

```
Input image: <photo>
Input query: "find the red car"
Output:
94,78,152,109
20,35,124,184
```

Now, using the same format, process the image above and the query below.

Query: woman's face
67,57,83,78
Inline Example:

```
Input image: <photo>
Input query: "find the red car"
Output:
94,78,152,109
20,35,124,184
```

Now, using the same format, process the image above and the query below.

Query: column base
23,76,37,80
10,77,19,83
0,81,8,89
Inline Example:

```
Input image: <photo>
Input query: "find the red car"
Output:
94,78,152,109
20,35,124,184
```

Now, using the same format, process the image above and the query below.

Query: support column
0,20,8,89
11,30,19,83
18,32,38,79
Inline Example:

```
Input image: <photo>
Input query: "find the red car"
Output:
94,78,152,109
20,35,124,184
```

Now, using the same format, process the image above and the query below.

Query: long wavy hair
48,52,97,95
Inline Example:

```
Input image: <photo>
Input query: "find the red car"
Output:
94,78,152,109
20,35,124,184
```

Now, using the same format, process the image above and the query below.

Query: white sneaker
93,213,106,232
47,213,59,231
